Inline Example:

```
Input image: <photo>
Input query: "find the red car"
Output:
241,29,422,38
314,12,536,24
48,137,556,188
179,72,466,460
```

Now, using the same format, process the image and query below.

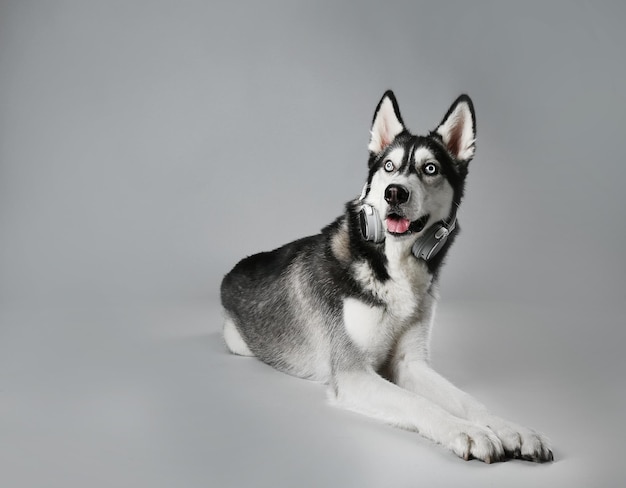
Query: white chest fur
344,252,433,367
343,298,387,365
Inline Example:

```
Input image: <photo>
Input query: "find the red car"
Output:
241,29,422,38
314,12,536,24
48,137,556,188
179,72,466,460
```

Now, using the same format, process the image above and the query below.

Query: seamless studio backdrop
1,2,625,487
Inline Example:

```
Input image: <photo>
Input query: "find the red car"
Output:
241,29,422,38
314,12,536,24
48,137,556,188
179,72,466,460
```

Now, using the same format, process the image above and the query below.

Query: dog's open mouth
386,213,430,236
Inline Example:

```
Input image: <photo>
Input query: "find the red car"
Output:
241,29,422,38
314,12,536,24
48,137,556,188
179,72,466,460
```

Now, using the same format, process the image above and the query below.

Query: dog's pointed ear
435,95,476,163
368,91,405,154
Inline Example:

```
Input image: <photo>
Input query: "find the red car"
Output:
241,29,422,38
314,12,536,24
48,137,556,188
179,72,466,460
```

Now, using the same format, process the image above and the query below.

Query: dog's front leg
330,367,505,463
391,326,553,462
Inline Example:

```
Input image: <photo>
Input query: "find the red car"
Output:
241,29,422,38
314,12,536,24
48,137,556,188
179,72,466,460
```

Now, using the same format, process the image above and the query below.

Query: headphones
411,216,456,261
358,184,456,262
359,202,385,243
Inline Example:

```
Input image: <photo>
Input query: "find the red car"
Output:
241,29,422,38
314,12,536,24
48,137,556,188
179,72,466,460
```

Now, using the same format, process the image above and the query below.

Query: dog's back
221,232,339,381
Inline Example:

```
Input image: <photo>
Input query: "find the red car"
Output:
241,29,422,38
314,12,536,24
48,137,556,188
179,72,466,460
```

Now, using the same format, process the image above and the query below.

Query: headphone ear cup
359,204,384,243
412,225,450,260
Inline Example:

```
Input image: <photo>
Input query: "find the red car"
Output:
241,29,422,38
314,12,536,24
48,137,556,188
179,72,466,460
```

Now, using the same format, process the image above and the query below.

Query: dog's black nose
384,184,409,205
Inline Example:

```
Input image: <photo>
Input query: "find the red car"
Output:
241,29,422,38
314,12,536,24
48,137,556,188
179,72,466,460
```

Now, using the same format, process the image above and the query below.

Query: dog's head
360,91,475,245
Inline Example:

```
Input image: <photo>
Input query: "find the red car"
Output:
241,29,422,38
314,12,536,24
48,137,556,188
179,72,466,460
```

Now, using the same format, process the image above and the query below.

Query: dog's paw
480,416,553,463
444,422,505,463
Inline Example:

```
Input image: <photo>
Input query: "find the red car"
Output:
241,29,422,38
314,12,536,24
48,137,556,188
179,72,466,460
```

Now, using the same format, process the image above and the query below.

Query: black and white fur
220,92,553,463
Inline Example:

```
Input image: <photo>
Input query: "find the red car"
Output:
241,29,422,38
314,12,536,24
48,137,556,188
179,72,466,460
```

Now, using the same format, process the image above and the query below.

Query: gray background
1,1,625,487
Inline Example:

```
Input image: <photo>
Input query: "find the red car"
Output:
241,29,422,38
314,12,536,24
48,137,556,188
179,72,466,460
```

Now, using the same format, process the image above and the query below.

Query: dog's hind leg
222,311,255,357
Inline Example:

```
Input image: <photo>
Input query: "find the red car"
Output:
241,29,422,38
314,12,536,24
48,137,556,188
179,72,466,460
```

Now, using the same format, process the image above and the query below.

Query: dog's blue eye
423,162,438,175
384,160,395,172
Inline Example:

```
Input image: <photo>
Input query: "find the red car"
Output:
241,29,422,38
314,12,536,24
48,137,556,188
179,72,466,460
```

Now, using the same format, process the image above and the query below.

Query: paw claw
448,424,504,464
481,417,553,463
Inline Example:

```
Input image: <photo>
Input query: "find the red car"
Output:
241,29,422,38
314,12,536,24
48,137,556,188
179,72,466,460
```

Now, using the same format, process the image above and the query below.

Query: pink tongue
386,217,411,234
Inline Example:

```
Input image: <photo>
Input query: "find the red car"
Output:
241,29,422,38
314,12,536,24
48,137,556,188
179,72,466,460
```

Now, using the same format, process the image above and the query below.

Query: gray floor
2,298,624,487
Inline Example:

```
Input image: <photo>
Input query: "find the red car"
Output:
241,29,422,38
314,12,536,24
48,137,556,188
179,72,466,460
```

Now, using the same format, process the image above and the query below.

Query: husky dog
220,92,553,463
